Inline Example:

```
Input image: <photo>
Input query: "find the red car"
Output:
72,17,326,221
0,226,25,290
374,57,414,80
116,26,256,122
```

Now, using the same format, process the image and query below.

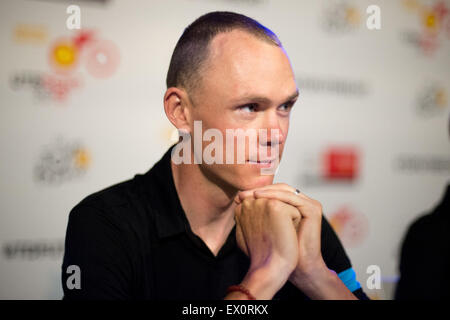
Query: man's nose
259,112,285,147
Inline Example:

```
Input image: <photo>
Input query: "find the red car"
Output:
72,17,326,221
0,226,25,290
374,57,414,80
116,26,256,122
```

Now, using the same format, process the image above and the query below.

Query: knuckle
242,198,252,209
254,198,265,209
266,199,280,211
311,200,323,215
277,183,290,189
314,200,323,211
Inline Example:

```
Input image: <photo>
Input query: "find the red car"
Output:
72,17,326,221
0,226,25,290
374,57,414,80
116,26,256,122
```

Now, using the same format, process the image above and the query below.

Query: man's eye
278,103,291,111
238,104,257,113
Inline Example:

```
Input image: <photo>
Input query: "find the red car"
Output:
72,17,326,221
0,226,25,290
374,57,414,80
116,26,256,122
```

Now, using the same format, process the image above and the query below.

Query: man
395,116,450,300
62,11,368,300
395,183,449,300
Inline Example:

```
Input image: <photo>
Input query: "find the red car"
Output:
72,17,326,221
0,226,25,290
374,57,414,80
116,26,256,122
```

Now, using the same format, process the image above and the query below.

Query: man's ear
163,87,192,132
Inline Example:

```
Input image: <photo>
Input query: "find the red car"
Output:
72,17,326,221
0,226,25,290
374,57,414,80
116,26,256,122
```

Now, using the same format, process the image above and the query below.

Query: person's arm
224,264,291,300
318,216,369,300
61,204,134,300
289,261,357,300
287,215,364,300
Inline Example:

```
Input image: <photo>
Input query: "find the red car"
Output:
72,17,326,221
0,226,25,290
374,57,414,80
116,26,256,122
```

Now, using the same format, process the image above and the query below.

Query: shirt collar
140,145,240,258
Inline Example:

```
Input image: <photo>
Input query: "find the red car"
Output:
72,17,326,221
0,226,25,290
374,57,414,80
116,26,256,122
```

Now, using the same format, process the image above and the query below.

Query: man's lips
246,158,278,164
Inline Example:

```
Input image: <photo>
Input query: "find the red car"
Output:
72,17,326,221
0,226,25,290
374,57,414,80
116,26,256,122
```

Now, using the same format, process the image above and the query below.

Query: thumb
236,223,249,256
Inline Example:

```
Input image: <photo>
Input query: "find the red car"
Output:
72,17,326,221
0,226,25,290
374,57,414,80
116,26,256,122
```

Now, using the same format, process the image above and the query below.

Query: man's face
187,29,298,192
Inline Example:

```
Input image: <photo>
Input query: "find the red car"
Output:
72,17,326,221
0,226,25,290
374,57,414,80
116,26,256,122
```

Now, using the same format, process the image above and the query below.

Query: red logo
323,147,359,181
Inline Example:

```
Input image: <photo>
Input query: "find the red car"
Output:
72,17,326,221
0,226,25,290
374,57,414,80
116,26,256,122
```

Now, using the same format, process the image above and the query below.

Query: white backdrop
0,0,449,299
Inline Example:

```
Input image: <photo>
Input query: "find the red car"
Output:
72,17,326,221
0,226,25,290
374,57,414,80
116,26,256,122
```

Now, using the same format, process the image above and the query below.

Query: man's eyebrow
231,89,299,105
285,89,299,102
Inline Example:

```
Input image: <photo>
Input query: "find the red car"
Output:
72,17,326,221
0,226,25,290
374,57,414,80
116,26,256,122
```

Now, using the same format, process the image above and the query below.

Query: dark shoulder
406,192,450,236
77,177,136,210
68,174,152,237
404,204,450,240
401,209,449,248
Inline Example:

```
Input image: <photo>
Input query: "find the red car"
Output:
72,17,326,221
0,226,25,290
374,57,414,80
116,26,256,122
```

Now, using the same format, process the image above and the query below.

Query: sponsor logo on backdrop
2,239,64,260
34,136,91,185
328,205,369,248
324,147,359,180
296,76,369,97
401,0,450,55
10,70,83,101
322,1,362,34
415,84,448,116
49,30,119,78
395,154,450,173
13,24,48,44
9,29,120,102
299,146,361,186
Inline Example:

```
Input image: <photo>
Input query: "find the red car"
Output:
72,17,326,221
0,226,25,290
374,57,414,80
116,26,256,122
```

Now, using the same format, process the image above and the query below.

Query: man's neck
171,161,237,256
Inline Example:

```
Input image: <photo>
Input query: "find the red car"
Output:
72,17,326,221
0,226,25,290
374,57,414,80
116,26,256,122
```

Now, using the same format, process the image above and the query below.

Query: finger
235,223,248,256
258,198,300,227
262,185,310,200
254,189,303,206
234,202,242,218
234,204,249,256
253,189,319,219
238,190,255,202
238,183,297,201
250,183,295,193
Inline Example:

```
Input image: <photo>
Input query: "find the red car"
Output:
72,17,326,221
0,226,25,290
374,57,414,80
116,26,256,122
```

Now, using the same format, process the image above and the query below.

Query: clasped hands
233,183,330,299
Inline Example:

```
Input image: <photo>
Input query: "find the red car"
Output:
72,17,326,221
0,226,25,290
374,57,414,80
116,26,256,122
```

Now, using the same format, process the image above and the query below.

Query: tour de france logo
416,84,447,116
329,206,369,248
49,29,119,78
34,136,91,185
402,0,450,55
321,1,362,34
10,29,120,102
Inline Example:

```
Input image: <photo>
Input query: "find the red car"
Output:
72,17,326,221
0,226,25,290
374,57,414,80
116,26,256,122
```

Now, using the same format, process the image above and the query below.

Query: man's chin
237,174,275,191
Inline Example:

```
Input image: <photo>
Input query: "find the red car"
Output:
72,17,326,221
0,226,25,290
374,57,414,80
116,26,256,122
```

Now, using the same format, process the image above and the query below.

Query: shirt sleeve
61,204,134,300
321,215,370,300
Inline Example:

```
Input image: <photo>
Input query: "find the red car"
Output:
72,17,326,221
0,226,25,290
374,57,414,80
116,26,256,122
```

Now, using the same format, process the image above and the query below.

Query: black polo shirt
395,184,450,300
61,147,369,300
